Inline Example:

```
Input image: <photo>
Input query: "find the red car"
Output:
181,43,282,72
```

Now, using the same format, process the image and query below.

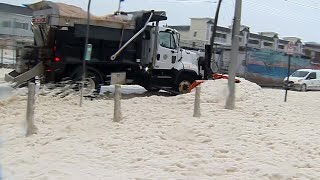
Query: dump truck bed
27,1,136,29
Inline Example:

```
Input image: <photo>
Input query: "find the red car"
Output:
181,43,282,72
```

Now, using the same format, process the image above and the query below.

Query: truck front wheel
175,75,195,94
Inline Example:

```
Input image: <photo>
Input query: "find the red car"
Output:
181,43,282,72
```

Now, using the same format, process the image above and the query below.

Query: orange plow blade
188,80,205,93
213,73,241,83
188,73,241,93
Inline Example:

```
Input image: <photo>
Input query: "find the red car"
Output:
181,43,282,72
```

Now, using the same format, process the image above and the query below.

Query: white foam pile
1,76,320,179
0,68,12,83
100,85,147,95
0,69,15,100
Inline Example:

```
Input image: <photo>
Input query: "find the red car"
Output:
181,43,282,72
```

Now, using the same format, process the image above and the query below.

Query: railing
0,57,16,65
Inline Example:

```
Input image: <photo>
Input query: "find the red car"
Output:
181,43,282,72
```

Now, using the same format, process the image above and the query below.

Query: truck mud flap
5,62,45,87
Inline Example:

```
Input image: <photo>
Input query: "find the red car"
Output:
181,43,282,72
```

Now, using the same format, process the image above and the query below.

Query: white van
284,69,320,91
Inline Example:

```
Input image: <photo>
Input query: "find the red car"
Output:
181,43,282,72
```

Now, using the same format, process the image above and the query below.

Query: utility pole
204,0,222,79
225,0,242,110
208,0,223,77
80,0,92,107
1,46,3,67
118,0,124,13
284,55,291,102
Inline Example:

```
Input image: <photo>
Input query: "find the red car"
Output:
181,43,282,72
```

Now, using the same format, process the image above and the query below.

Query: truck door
154,31,178,70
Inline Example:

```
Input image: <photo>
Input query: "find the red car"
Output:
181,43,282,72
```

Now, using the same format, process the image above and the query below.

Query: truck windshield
159,31,177,49
291,71,309,77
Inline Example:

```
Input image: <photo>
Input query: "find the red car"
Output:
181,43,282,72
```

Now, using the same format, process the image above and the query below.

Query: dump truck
5,1,209,94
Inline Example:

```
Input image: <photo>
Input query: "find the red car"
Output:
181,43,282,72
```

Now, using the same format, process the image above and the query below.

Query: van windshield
291,71,309,77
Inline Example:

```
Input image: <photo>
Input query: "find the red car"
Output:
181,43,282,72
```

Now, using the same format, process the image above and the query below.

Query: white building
0,3,33,65
170,18,303,54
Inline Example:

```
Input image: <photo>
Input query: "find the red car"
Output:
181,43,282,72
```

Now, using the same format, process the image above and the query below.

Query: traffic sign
85,44,92,61
287,41,295,55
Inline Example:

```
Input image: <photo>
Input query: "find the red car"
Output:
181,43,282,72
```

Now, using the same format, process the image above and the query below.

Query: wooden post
0,47,3,67
193,86,201,117
113,84,122,122
284,55,292,102
225,0,242,110
26,83,38,136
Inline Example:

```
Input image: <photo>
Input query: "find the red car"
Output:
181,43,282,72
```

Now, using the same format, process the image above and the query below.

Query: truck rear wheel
175,75,195,94
71,68,103,95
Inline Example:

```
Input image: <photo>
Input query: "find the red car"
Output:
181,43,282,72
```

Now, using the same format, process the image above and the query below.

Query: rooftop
0,3,32,16
304,42,320,49
191,17,214,20
279,39,290,44
217,26,231,33
168,25,190,31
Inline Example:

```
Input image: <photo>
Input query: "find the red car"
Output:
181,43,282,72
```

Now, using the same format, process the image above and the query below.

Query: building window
239,37,243,42
193,31,197,37
192,42,196,47
278,45,284,49
206,24,213,40
248,39,259,45
2,21,11,27
214,33,227,43
216,33,227,39
14,22,29,30
263,42,273,47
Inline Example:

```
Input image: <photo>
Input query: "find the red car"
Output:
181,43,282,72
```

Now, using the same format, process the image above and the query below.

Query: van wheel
175,75,195,94
300,84,307,92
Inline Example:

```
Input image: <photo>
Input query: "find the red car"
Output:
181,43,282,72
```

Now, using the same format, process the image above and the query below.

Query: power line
284,0,320,10
173,0,216,2
243,0,320,23
151,0,217,4
300,0,319,4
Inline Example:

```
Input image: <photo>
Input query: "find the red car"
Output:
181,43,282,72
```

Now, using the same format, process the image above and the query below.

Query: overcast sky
3,0,320,42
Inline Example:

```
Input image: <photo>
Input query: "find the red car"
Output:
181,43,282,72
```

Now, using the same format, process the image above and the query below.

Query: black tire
139,72,160,92
87,70,103,92
300,84,307,92
144,86,160,92
16,47,38,73
175,74,195,94
142,79,160,92
71,68,103,94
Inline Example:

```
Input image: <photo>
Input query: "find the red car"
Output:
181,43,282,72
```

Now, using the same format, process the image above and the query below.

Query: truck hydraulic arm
110,11,154,61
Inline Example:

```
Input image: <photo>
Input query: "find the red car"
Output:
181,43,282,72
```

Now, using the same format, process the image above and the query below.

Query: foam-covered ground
1,76,320,179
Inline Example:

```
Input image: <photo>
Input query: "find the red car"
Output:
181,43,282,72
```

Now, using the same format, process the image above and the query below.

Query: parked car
284,69,320,91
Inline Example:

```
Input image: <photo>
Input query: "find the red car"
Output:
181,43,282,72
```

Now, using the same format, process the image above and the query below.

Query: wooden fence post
113,84,122,122
193,86,201,117
26,83,38,136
